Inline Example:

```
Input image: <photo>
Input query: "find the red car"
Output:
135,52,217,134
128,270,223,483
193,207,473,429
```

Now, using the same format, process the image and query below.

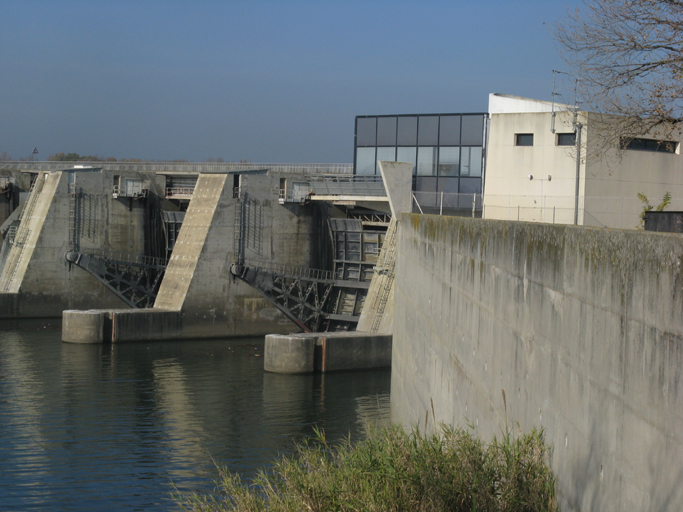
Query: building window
377,117,397,146
356,118,377,146
461,147,482,177
557,132,576,146
621,137,677,153
515,133,534,146
353,113,486,196
355,147,376,175
416,147,437,176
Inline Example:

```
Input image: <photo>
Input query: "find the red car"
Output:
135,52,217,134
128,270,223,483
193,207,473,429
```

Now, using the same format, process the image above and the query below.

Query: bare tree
555,0,683,153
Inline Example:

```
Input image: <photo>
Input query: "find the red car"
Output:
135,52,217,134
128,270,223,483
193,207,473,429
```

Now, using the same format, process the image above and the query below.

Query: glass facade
354,113,487,194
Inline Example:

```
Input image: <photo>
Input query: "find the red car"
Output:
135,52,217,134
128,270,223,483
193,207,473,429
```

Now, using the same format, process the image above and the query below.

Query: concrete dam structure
0,168,163,316
0,164,344,336
391,213,683,511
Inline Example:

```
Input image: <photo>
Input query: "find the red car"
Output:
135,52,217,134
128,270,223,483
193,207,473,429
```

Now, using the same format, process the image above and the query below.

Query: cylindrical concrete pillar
264,334,315,373
62,310,106,344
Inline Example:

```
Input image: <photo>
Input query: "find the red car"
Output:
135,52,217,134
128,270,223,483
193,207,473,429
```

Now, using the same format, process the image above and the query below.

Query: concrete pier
264,331,392,373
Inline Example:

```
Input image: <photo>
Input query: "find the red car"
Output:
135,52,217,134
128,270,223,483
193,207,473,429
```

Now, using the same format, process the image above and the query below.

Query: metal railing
0,161,354,175
308,175,386,197
243,260,344,282
482,194,683,229
278,189,310,203
412,192,483,217
165,187,195,198
113,185,149,198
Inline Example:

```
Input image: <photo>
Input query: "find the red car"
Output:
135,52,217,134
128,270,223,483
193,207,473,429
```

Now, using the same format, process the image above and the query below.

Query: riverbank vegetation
177,424,557,512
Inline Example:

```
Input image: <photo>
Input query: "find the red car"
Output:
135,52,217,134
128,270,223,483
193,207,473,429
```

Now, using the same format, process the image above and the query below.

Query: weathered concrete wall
0,171,29,240
392,213,683,511
63,170,332,341
0,169,164,317
153,171,329,338
264,332,392,373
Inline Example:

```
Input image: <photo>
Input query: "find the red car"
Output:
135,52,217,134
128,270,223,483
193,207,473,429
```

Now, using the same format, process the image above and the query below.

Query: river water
0,319,391,511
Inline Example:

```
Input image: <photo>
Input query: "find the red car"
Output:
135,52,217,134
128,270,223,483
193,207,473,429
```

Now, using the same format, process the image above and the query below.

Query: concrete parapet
315,332,392,372
264,333,316,373
264,331,392,373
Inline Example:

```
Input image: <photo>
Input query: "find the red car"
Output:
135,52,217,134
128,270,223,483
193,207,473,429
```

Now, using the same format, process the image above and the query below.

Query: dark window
415,176,437,193
459,177,482,194
377,117,397,146
461,115,484,146
557,132,576,146
397,116,418,145
418,116,439,145
621,137,677,153
438,147,460,176
439,115,461,145
515,133,534,146
356,118,376,146
437,177,459,193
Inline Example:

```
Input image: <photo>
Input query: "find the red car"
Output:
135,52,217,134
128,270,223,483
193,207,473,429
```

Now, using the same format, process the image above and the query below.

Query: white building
483,93,683,228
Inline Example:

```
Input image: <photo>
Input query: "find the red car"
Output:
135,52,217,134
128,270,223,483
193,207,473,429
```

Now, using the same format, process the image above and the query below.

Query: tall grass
177,425,557,512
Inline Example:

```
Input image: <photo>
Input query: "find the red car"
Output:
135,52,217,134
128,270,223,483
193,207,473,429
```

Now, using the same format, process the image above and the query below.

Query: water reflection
0,320,391,511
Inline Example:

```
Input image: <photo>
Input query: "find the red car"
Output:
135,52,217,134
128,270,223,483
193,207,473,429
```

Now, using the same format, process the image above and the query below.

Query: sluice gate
229,263,368,333
65,250,166,308
230,217,389,333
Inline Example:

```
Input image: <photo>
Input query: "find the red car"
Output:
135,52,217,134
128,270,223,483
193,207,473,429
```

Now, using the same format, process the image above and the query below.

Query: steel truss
230,263,366,333
66,251,167,308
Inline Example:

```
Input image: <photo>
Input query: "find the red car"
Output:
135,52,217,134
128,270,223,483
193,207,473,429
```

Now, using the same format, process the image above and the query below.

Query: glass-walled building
354,113,488,194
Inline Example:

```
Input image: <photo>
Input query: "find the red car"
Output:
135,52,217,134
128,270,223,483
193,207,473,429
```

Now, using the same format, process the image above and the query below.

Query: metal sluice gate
65,251,167,309
229,263,369,333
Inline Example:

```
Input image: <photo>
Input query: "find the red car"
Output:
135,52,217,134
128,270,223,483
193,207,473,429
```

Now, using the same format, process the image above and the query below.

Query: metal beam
66,251,166,309
230,263,361,333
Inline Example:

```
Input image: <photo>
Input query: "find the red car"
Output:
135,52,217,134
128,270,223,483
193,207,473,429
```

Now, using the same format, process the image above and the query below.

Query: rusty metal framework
229,263,368,333
66,250,167,308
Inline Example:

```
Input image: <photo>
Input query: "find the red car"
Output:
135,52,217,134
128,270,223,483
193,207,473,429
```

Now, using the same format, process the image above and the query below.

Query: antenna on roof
551,69,569,134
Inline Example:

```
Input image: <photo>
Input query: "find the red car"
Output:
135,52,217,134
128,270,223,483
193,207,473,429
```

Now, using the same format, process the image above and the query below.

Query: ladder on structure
370,218,398,333
0,175,45,292
233,190,245,265
68,181,78,250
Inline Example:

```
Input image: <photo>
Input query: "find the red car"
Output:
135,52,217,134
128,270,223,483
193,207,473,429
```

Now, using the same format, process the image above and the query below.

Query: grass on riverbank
177,424,557,512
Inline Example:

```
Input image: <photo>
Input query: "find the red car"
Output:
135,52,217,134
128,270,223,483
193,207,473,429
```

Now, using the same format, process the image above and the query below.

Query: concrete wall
0,169,164,317
484,109,585,225
153,171,329,338
583,112,683,229
392,213,683,511
0,170,29,240
484,95,683,229
264,332,392,373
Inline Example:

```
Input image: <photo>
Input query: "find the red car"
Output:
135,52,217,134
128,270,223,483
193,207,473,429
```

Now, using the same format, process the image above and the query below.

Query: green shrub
177,425,557,512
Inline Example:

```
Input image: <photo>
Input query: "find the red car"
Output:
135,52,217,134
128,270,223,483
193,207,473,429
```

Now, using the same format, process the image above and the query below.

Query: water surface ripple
0,320,391,511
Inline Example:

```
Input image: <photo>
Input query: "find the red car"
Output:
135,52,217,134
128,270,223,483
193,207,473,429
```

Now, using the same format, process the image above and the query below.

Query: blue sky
1,0,577,163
